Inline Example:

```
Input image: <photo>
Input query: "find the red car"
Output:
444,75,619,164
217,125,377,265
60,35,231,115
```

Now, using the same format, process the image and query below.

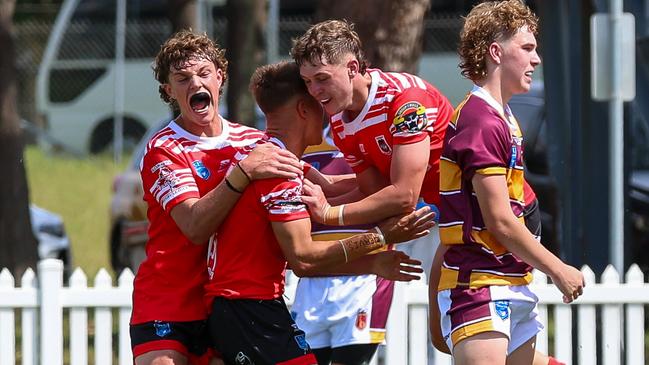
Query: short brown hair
249,61,311,114
458,0,538,82
153,30,228,105
291,19,368,74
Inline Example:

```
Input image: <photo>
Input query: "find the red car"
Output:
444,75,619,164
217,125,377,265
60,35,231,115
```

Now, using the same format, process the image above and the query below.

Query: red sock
548,357,566,365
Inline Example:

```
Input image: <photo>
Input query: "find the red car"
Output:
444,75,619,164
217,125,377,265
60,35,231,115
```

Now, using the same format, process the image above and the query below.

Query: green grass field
24,146,130,278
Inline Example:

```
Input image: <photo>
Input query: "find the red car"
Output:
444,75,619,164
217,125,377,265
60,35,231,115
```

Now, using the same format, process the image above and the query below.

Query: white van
36,0,174,154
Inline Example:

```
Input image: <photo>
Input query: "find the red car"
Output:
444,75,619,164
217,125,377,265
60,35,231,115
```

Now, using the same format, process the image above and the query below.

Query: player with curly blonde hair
430,1,584,364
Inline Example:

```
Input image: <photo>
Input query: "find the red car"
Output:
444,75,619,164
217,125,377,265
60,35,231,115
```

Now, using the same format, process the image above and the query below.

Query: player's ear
163,83,174,100
488,42,503,65
346,58,359,79
214,68,223,87
296,98,308,119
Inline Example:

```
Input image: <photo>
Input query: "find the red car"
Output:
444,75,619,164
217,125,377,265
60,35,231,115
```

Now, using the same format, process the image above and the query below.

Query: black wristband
236,162,251,181
225,178,243,193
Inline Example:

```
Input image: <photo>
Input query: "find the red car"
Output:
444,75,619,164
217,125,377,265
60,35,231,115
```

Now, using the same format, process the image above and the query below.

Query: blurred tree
0,0,39,277
316,0,430,74
167,0,198,32
225,0,265,126
167,0,265,126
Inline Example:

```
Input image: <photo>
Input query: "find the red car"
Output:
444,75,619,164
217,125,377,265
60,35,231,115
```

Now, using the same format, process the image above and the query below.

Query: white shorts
290,274,394,349
438,284,543,354
394,225,439,284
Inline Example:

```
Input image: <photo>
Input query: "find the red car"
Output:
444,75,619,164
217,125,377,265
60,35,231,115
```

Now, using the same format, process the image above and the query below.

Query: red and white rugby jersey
204,136,310,303
329,68,453,205
131,118,264,324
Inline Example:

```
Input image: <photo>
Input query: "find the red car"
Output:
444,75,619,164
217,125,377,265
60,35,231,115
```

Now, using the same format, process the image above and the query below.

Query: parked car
108,120,166,273
30,204,72,275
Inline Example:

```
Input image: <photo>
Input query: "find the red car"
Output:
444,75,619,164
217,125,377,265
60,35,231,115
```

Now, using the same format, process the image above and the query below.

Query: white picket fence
0,259,648,365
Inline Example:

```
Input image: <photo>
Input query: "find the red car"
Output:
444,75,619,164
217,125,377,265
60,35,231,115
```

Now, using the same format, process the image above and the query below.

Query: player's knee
135,350,188,365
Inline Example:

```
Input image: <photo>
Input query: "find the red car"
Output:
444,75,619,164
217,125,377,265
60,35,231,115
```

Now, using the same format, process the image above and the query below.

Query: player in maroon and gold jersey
432,2,583,364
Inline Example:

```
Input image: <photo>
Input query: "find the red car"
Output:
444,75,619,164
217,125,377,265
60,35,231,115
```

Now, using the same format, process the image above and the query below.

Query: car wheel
90,117,147,154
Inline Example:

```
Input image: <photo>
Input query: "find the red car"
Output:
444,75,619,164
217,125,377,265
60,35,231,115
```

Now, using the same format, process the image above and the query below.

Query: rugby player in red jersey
291,19,454,284
204,61,436,365
131,30,304,365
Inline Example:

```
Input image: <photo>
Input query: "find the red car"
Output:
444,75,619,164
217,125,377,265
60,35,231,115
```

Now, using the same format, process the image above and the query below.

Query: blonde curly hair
458,0,538,82
153,30,228,105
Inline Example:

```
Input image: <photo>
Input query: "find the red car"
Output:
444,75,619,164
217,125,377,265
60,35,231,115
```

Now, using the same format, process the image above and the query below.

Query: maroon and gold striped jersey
438,86,533,291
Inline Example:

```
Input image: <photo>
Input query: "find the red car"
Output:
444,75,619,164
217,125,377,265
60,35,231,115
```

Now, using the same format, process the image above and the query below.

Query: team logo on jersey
375,135,392,155
156,167,180,193
150,159,172,173
391,102,427,134
234,351,253,365
294,333,309,351
153,321,172,337
494,300,510,320
355,309,368,330
192,160,211,180
218,159,231,173
513,136,523,146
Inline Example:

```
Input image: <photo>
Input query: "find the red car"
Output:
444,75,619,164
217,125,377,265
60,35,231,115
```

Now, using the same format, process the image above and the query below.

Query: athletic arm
171,143,302,244
272,206,436,276
298,250,424,281
472,173,584,303
429,244,450,353
303,138,430,226
305,167,358,197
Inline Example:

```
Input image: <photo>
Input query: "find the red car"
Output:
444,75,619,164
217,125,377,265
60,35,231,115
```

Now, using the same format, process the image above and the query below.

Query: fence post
118,269,134,365
625,264,644,365
94,269,113,365
21,268,38,365
602,265,622,365
39,258,64,365
407,290,427,364
385,281,407,364
578,266,597,365
69,268,88,365
0,268,16,365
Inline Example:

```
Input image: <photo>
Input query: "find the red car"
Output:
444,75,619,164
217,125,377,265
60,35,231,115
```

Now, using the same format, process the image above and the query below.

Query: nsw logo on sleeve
390,101,428,134
192,160,211,180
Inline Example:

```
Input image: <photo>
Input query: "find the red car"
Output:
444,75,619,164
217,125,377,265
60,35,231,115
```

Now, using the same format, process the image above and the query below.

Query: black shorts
130,319,212,360
208,296,317,365
312,344,379,365
523,198,542,238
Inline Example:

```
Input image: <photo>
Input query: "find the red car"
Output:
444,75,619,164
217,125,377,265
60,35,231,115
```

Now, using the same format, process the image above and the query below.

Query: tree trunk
316,0,429,74
0,0,39,278
168,0,198,32
225,0,265,127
